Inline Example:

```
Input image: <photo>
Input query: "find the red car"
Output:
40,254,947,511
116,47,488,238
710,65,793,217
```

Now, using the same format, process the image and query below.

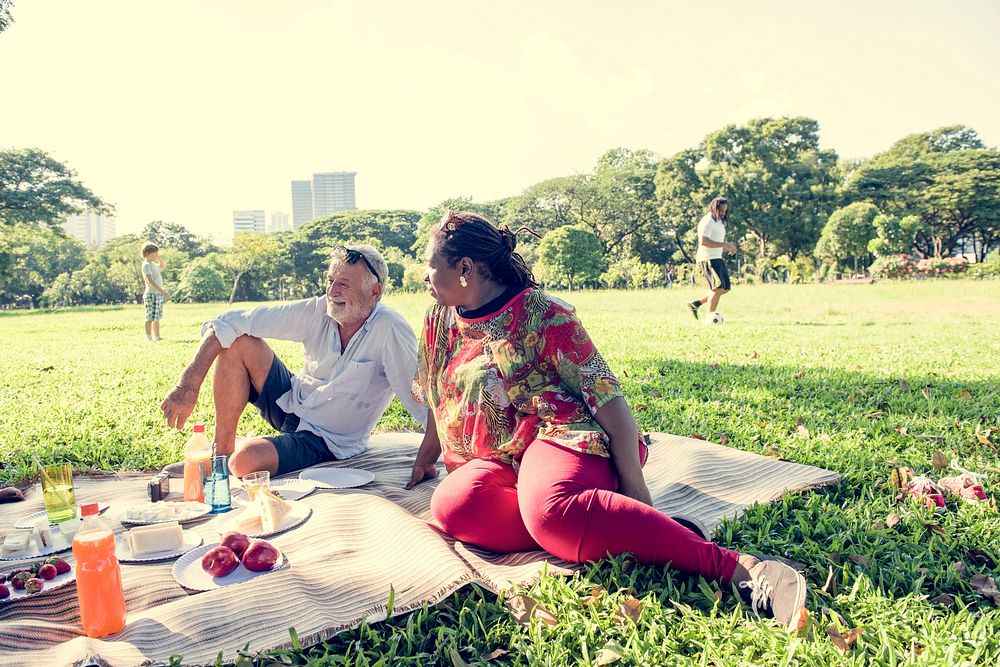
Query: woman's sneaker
736,557,808,632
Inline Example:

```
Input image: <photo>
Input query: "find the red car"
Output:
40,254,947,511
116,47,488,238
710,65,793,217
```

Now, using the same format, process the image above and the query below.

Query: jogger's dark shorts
248,354,336,476
699,258,731,291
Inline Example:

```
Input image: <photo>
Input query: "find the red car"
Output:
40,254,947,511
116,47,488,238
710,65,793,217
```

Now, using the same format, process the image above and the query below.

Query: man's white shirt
695,214,726,262
204,297,426,459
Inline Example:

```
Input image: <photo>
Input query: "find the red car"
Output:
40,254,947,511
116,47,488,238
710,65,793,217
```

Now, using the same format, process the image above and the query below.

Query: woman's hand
404,463,439,490
618,474,654,506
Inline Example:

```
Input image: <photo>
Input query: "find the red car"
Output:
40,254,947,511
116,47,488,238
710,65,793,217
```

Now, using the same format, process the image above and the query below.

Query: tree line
1,117,998,307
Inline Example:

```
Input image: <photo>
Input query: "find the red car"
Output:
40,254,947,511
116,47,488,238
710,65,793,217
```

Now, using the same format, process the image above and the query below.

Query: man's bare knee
229,439,279,478
221,336,274,390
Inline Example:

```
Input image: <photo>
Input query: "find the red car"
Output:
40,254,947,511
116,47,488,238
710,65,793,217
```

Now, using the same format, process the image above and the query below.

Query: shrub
870,254,969,279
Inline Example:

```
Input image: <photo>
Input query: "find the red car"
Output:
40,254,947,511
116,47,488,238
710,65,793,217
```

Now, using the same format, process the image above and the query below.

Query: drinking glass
202,456,232,514
241,470,270,501
41,462,77,524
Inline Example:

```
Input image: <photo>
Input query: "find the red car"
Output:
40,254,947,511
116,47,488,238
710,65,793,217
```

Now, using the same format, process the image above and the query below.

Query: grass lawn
2,281,998,665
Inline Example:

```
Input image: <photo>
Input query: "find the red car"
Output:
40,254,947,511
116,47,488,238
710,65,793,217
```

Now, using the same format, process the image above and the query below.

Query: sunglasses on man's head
333,245,380,283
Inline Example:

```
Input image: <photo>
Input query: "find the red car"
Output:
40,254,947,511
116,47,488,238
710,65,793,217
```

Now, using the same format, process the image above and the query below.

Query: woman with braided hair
406,210,809,632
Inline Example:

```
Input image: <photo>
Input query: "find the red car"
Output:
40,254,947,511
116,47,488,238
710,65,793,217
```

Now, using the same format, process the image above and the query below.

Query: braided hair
432,211,539,289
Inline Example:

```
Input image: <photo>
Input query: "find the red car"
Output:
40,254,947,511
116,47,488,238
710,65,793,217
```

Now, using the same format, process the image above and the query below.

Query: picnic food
125,521,184,556
183,424,212,503
232,489,293,534
201,545,239,577
58,517,82,541
0,583,8,599
219,531,250,559
38,563,58,580
10,572,30,590
32,520,55,549
1,532,32,556
242,540,280,572
24,578,44,594
73,503,126,638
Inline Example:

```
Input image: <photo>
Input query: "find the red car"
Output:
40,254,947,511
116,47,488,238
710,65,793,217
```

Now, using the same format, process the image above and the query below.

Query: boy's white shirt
695,214,726,262
203,297,426,459
142,259,164,293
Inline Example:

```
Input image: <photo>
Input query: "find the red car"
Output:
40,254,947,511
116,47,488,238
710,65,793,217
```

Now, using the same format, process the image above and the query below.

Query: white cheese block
257,490,293,533
233,504,263,533
125,521,184,556
1,532,32,555
32,521,54,549
58,517,82,542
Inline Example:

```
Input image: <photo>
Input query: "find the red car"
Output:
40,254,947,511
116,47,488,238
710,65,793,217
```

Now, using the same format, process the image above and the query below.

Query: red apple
201,545,239,577
219,531,251,560
242,540,280,572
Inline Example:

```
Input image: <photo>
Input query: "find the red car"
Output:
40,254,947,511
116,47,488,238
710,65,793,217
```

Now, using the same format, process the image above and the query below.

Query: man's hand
404,463,439,490
724,242,738,253
618,476,654,506
161,385,198,430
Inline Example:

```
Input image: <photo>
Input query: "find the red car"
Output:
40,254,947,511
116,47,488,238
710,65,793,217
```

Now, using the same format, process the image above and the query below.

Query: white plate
299,467,375,489
0,559,76,603
171,543,284,591
221,501,312,539
116,532,203,563
14,502,111,529
0,531,73,561
119,501,212,525
231,479,317,506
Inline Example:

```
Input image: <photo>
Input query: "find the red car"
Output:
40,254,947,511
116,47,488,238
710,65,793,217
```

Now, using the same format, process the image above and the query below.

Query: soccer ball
705,311,724,325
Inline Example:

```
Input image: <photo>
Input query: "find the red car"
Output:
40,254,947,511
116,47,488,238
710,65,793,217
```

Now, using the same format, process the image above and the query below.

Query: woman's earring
459,275,468,288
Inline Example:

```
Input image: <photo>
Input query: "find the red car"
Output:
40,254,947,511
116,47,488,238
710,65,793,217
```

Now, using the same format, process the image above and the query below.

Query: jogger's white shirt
695,214,726,262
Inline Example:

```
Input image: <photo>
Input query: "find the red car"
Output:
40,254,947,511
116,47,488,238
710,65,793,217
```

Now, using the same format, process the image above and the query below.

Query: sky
3,0,999,244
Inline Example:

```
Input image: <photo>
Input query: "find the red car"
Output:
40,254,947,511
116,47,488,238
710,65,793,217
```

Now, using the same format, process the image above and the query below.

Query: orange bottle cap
193,424,205,433
80,503,100,516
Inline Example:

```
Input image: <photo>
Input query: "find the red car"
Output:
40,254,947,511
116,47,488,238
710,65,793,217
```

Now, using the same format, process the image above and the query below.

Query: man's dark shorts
699,258,732,291
249,354,336,476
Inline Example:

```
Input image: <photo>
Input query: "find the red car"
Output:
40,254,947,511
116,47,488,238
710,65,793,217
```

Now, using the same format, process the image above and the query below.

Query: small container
147,471,171,502
73,503,126,637
202,455,231,514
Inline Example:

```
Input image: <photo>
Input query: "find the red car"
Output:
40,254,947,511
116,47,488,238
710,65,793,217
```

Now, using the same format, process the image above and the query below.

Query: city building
61,210,116,249
233,210,266,235
269,211,291,233
312,172,357,216
291,180,313,228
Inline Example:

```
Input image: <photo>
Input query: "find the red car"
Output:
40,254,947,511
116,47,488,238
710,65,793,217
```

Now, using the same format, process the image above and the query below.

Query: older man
160,244,425,477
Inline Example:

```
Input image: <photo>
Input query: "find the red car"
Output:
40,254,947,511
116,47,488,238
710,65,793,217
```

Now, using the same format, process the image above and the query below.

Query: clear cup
41,462,77,524
202,455,231,514
241,470,270,501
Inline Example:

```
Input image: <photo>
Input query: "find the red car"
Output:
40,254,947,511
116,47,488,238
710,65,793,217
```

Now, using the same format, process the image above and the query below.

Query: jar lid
80,503,100,516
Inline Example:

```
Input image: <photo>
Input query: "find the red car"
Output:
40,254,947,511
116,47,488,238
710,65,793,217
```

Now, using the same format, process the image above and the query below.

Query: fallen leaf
649,390,662,398
579,585,606,606
886,513,902,528
450,648,469,667
620,556,636,575
709,362,721,369
872,521,886,531
924,523,947,537
848,555,871,568
749,351,759,359
595,640,625,665
821,565,835,594
931,593,955,606
506,594,558,627
633,403,649,412
954,562,968,576
890,467,912,490
615,596,643,624
795,370,807,379
867,411,886,419
690,433,706,440
763,447,782,459
818,433,832,442
756,420,768,428
912,643,925,655
932,450,949,470
894,426,909,435
974,425,996,450
922,387,933,400
918,434,945,444
970,574,1000,604
40,365,55,372
483,649,508,661
917,567,929,576
899,380,911,391
718,433,730,445
958,390,973,401
830,553,844,564
714,589,724,602
827,626,863,652
796,424,811,438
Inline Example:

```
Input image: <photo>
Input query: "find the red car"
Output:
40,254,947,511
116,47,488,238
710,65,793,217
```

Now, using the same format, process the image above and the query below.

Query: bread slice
257,489,293,533
126,521,184,556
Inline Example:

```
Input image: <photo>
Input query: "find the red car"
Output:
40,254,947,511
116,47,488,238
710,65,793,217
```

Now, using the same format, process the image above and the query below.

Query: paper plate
220,501,312,539
0,559,76,603
299,467,375,489
116,532,203,563
0,531,73,561
119,501,212,525
14,502,110,529
231,479,317,506
172,544,285,591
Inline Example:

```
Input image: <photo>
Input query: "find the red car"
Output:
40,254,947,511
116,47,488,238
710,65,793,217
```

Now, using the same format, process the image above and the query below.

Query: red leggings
431,438,739,581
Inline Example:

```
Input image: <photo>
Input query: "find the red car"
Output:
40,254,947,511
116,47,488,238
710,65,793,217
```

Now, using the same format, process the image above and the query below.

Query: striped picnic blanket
0,432,840,666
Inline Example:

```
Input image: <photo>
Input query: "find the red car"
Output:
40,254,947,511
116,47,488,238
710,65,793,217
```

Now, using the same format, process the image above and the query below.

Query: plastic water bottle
182,424,212,502
73,503,126,637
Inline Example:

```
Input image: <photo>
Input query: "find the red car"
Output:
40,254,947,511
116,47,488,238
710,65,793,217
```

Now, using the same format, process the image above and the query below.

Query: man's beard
327,296,373,325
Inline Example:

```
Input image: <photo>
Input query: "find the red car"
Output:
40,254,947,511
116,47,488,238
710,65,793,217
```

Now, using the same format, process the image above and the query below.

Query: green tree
175,254,230,302
578,148,660,258
535,225,604,289
0,149,110,226
815,202,879,272
0,224,86,307
500,177,586,265
653,148,705,264
868,214,927,257
412,197,505,257
0,0,13,34
300,210,421,257
223,233,283,304
140,220,216,257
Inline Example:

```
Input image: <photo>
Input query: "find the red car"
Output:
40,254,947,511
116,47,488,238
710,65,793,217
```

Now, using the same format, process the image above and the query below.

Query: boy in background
141,242,170,340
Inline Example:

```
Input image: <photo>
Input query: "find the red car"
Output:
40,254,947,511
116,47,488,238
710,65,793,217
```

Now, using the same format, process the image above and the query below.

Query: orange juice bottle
73,503,126,638
183,424,212,502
